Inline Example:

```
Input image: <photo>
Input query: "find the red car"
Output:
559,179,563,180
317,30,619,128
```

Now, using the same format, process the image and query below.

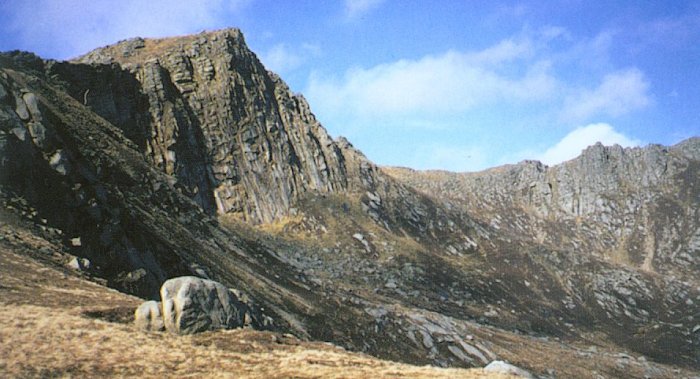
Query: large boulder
133,276,271,334
160,276,249,334
134,300,164,332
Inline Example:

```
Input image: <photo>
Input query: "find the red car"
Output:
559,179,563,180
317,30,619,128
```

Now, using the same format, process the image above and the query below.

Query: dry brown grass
0,304,512,378
0,240,512,378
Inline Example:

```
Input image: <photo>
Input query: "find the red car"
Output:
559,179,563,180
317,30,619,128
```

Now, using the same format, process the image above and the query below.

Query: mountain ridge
384,137,700,278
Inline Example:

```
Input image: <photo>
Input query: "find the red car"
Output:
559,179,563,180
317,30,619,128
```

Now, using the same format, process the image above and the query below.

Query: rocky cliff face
384,141,700,369
52,29,351,223
386,139,700,278
0,50,369,341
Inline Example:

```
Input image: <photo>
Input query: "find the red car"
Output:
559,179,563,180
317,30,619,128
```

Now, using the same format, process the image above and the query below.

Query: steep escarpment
0,56,312,312
50,28,480,253
386,140,700,278
57,29,352,223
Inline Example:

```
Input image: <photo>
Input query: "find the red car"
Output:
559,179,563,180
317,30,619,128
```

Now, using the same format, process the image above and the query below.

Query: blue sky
2,0,699,172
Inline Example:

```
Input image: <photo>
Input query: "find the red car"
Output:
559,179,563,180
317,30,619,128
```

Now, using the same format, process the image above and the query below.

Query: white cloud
344,0,385,18
537,123,642,165
260,44,303,74
5,0,248,59
307,39,557,118
561,68,651,121
303,28,655,172
260,43,321,74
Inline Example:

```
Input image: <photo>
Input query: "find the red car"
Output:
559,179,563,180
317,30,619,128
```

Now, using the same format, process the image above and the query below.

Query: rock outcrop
61,29,353,224
135,276,264,334
161,276,259,334
385,139,700,278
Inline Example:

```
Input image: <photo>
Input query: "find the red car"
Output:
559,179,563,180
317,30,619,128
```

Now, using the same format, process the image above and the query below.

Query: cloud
306,27,654,131
260,44,304,74
260,43,321,74
537,123,642,165
561,68,651,121
303,28,656,173
3,0,248,59
306,38,557,118
344,0,385,18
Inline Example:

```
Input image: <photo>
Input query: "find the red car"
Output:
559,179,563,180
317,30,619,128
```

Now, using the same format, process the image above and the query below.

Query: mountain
386,138,700,278
1,28,698,378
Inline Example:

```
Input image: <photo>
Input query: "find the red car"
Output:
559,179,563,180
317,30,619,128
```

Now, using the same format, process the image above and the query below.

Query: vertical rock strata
386,139,700,276
72,29,349,223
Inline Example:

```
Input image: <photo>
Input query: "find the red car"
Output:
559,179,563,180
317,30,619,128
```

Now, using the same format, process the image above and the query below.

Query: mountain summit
66,28,351,223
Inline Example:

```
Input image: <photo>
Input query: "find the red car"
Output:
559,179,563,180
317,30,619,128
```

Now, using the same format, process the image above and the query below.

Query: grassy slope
0,210,508,378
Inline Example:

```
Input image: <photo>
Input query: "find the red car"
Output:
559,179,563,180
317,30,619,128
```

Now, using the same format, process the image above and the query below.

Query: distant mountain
1,29,698,378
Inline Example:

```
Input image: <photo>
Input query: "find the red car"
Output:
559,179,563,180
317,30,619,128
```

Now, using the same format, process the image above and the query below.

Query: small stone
419,329,434,349
80,258,91,270
484,360,535,378
14,93,29,120
67,257,90,270
134,301,165,331
27,122,47,148
49,149,71,175
11,127,27,141
484,309,498,317
67,257,81,270
70,237,81,247
22,92,42,121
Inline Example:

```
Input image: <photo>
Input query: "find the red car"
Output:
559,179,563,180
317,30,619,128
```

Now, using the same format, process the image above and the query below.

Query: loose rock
483,360,535,378
134,300,165,331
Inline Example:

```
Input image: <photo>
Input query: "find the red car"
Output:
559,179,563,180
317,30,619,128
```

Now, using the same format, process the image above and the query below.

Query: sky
2,0,699,172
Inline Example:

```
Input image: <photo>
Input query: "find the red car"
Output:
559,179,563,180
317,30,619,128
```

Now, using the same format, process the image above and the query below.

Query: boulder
22,92,42,121
484,360,535,378
67,257,91,270
49,149,71,175
134,300,164,331
13,93,29,120
160,276,248,334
